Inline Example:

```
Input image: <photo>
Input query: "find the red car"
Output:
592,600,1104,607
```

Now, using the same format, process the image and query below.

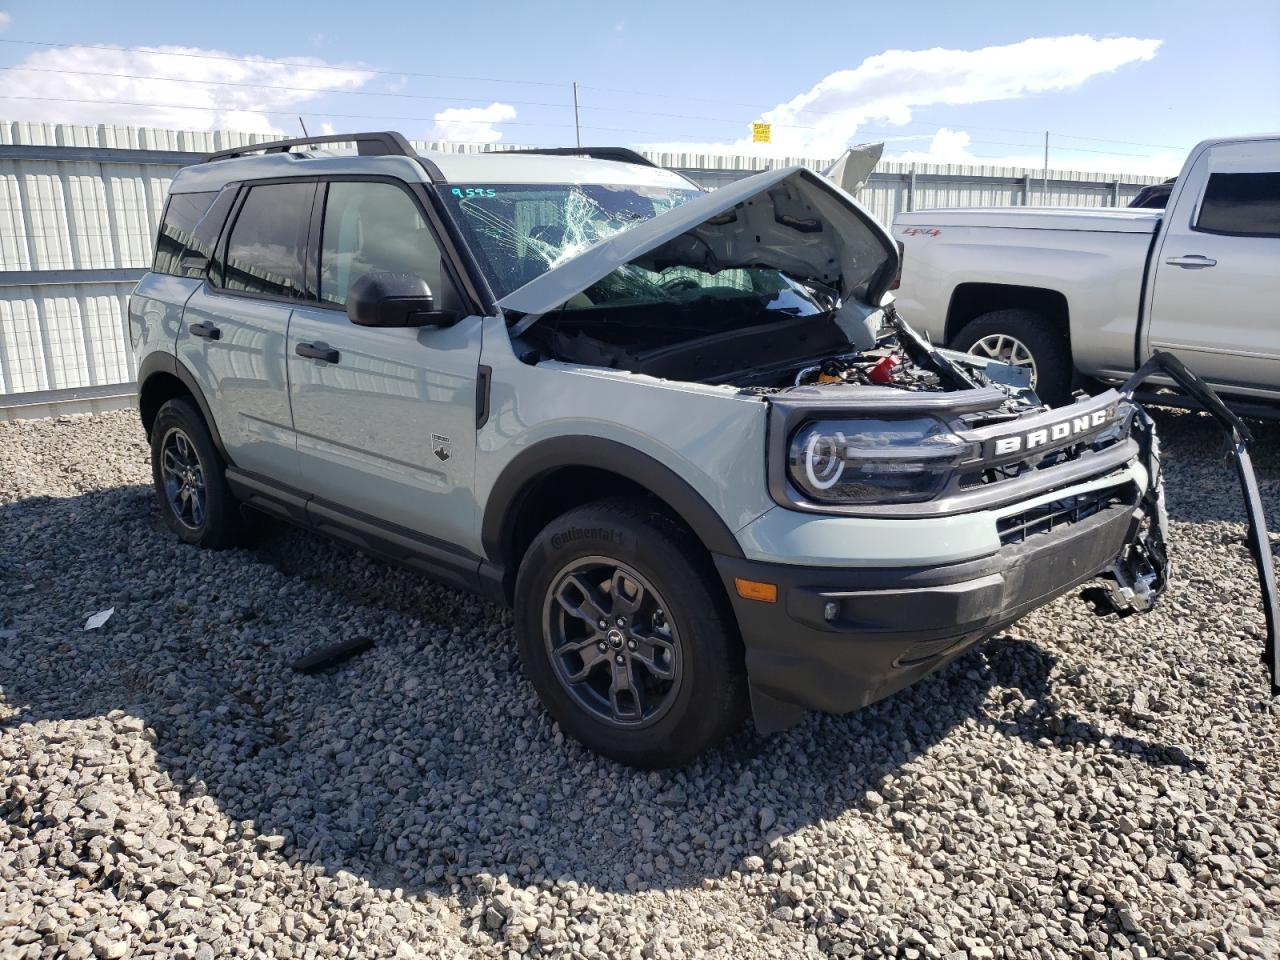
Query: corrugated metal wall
0,121,1164,408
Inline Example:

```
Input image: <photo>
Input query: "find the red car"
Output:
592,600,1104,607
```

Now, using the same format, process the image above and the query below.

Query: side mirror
346,271,458,328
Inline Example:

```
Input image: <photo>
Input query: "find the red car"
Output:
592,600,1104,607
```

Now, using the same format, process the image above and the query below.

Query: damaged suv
131,132,1277,768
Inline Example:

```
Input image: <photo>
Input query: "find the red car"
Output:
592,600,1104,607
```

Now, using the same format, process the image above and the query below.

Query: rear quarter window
1195,172,1280,237
152,191,217,275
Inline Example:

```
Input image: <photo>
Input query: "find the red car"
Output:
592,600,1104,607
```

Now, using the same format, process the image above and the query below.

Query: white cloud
641,34,1161,160
429,102,516,143
0,44,374,134
0,12,11,30
888,126,1183,177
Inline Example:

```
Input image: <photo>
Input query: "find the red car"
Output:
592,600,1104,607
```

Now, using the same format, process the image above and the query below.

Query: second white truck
893,134,1280,408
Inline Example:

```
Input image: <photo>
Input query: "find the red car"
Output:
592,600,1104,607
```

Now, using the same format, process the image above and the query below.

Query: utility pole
1043,130,1049,202
572,82,582,148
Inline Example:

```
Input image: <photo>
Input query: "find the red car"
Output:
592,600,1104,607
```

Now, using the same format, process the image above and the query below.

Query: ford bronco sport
131,132,1279,768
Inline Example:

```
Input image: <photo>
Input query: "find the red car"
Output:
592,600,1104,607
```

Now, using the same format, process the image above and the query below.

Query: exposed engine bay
520,300,1037,413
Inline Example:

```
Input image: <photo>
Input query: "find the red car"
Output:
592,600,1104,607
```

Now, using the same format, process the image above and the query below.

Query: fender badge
431,434,451,462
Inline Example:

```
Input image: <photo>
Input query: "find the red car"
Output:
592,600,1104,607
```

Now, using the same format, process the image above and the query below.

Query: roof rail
502,146,657,168
203,131,416,163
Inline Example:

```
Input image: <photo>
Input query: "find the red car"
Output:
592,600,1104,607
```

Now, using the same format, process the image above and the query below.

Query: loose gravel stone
1,407,1278,959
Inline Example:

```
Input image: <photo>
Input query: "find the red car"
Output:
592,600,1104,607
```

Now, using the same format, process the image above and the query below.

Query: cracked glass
441,183,699,299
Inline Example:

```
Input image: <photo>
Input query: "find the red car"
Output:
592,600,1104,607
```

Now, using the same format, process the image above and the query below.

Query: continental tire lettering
550,526,625,550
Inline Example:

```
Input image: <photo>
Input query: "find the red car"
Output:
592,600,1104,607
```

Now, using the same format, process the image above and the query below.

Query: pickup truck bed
892,134,1280,408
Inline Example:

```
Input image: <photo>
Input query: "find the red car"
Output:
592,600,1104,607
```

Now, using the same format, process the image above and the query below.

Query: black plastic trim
717,500,1137,730
224,466,506,603
203,131,416,163
225,467,309,524
481,436,745,564
135,352,231,461
503,146,658,168
475,364,492,428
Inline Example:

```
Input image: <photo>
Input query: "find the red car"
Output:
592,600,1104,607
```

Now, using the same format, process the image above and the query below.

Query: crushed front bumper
722,351,1277,734
716,493,1148,732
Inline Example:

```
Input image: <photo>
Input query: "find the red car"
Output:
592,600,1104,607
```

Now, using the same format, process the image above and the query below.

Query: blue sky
0,0,1276,176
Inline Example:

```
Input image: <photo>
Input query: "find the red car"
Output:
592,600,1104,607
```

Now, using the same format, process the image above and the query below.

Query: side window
219,182,313,298
152,191,216,275
179,188,237,280
319,181,445,306
1195,172,1280,237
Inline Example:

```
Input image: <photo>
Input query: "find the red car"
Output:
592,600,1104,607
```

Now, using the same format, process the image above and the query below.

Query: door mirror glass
346,271,456,327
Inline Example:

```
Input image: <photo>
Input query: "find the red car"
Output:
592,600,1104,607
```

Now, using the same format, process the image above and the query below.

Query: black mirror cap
346,271,458,328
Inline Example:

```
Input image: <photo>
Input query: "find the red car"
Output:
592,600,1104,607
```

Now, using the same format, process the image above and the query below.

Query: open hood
496,165,898,330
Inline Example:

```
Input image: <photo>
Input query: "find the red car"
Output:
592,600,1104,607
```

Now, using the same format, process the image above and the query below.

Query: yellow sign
751,122,771,144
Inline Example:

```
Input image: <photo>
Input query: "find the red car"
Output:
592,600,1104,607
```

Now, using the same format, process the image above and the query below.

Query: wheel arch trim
136,351,231,463
481,436,745,566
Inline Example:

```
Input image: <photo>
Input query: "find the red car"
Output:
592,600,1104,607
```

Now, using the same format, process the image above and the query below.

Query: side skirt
225,467,507,605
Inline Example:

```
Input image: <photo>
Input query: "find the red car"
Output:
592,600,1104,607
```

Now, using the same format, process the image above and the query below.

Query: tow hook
1090,351,1279,696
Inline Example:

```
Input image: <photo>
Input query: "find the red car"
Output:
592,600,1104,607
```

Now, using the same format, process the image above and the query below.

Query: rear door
1146,140,1280,392
178,180,315,486
286,177,483,550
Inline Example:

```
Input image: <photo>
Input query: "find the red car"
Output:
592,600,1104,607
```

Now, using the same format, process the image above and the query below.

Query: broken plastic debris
84,608,114,631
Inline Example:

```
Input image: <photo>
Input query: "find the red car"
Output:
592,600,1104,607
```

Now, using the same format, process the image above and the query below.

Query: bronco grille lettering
989,406,1112,458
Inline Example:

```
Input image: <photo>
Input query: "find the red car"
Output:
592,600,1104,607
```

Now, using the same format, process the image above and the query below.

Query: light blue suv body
131,132,1172,766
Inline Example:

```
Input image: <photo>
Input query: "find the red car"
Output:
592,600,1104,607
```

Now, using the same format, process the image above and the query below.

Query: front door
178,180,315,485
287,178,482,550
1146,140,1280,393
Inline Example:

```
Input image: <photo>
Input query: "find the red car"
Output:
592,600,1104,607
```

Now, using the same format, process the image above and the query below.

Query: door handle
189,321,221,340
1165,254,1217,269
295,341,340,364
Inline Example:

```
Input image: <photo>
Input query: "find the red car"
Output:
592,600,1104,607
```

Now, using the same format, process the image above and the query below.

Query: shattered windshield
562,263,834,317
440,183,700,298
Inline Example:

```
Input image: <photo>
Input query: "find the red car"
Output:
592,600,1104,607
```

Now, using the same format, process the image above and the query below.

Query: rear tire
150,397,244,549
514,498,746,768
953,308,1073,407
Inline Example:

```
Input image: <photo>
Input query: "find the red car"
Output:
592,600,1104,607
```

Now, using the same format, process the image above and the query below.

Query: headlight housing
787,417,975,505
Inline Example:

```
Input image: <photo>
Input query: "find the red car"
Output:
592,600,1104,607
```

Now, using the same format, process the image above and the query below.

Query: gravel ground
1,407,1278,960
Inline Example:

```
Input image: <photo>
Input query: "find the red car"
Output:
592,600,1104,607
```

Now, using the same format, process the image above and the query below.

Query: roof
170,145,695,195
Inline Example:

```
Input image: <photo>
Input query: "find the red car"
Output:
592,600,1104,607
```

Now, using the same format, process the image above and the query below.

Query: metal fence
0,121,1165,415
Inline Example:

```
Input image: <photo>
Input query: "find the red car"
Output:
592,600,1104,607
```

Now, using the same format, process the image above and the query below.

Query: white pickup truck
892,134,1280,407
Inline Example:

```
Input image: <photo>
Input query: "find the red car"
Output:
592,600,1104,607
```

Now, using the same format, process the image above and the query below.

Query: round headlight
787,417,974,505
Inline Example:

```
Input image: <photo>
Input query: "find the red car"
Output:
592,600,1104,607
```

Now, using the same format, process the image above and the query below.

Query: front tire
150,397,243,548
514,498,746,768
952,308,1073,406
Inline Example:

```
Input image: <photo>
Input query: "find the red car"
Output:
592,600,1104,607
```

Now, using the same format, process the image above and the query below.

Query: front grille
997,487,1129,546
959,432,1123,490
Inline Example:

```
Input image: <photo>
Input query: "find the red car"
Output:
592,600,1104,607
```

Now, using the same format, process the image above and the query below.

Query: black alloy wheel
159,426,208,531
543,556,683,728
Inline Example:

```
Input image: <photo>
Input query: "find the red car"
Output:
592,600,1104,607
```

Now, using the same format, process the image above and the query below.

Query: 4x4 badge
431,434,451,462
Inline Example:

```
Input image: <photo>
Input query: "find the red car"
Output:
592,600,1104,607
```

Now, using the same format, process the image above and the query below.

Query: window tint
178,188,236,280
220,182,313,298
319,181,443,306
1196,172,1280,237
152,191,216,275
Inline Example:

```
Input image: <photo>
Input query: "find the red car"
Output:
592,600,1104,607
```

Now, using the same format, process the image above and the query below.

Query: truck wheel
514,498,746,768
953,309,1073,406
150,397,244,549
